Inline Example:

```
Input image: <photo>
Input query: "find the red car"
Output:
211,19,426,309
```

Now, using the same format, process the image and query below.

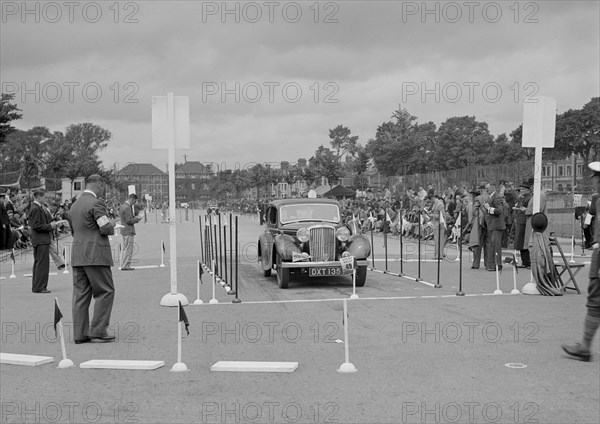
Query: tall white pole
337,299,357,373
168,92,177,295
160,92,188,306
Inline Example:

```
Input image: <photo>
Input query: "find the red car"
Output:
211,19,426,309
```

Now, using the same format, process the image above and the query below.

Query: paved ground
1,212,598,424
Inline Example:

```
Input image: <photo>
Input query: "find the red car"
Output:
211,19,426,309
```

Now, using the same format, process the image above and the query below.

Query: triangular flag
178,301,189,335
62,246,66,258
162,241,166,254
54,299,63,336
440,210,446,226
385,211,392,223
513,252,518,274
10,249,15,263
198,262,204,279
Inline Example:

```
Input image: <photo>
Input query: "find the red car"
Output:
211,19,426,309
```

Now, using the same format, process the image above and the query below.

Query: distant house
175,160,212,202
115,163,168,204
60,177,85,202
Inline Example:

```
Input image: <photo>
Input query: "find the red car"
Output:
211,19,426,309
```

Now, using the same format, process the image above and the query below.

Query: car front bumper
281,259,368,269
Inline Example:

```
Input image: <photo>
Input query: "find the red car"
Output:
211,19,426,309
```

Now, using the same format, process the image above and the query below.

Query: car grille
309,227,335,262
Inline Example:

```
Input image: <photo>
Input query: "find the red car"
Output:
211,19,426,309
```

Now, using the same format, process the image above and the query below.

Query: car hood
279,222,339,232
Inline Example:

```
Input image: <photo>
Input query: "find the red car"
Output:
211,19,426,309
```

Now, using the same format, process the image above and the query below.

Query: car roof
269,198,340,207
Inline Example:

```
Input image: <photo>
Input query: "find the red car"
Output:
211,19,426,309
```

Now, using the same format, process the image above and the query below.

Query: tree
311,145,343,185
1,126,54,192
329,124,359,162
45,123,112,197
432,116,494,170
0,93,23,143
366,107,433,177
352,147,370,189
554,97,600,166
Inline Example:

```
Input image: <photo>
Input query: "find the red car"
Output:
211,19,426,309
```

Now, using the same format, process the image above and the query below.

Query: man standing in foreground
68,175,116,344
119,193,141,271
28,189,64,293
562,162,600,362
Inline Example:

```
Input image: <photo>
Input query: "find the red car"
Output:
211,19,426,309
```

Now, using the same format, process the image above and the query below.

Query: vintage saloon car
257,198,371,288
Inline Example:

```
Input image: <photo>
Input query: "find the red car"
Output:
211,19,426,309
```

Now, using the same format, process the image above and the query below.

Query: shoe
58,265,65,270
561,343,591,362
486,268,495,272
516,264,528,268
75,337,92,344
121,266,135,271
470,266,479,269
33,289,51,293
90,336,116,343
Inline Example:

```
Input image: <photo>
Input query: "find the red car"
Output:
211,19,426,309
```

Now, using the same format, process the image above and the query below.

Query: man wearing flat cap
119,193,141,271
67,174,116,344
513,181,533,268
562,162,600,361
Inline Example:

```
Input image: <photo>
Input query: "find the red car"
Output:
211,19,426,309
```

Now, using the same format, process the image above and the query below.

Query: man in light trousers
119,194,141,271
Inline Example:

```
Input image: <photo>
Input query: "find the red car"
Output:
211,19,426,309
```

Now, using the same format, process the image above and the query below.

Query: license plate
309,267,342,277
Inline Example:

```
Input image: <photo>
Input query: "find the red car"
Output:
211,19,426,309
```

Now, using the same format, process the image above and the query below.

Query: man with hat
119,193,142,271
68,174,116,344
562,162,600,361
513,180,533,268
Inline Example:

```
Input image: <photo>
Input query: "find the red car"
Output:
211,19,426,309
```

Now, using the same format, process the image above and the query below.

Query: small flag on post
178,301,189,335
54,299,63,335
198,262,203,279
513,252,518,274
10,249,15,263
162,241,166,254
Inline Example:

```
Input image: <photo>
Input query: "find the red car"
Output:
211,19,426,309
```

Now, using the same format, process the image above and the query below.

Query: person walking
562,162,600,362
67,175,116,344
119,193,141,271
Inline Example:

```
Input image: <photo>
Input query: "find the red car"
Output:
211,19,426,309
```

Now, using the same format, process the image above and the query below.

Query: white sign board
128,185,136,195
152,96,190,149
340,256,355,275
522,97,557,148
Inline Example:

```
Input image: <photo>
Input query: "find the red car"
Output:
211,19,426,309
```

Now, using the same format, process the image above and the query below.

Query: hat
589,162,600,177
519,180,532,190
468,187,480,195
531,212,548,232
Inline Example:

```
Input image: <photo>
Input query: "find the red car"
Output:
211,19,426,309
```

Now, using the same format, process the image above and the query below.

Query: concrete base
80,360,164,370
522,282,541,295
160,292,189,307
211,361,298,372
1,353,54,366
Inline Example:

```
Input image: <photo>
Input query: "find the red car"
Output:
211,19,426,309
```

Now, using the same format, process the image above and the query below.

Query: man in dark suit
0,192,11,250
27,189,63,293
119,193,141,270
68,175,116,344
484,182,506,271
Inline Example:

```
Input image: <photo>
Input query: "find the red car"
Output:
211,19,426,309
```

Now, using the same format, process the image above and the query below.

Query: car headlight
336,227,350,242
296,227,309,243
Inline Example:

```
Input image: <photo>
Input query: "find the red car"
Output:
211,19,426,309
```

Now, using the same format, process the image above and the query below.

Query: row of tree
1,93,598,200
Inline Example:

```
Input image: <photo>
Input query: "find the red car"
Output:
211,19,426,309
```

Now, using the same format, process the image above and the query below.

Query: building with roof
115,163,168,204
175,160,212,203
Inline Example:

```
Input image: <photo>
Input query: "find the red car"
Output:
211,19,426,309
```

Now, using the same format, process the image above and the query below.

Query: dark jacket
68,192,114,267
119,201,140,236
27,202,53,246
486,192,506,231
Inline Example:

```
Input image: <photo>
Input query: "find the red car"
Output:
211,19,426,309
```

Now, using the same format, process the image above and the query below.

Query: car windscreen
279,204,340,224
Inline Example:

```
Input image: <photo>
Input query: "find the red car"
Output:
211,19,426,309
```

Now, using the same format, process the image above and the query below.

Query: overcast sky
2,1,599,173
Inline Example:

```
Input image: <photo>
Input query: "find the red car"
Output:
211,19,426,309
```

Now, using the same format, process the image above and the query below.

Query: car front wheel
355,266,367,287
276,253,289,289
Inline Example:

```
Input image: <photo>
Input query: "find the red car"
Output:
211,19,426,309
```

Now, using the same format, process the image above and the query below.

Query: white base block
79,360,164,370
58,358,74,369
349,294,359,300
211,361,298,373
511,289,521,294
337,362,358,373
522,282,541,295
193,299,204,304
170,362,188,372
1,352,54,366
160,292,189,307
493,290,503,295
